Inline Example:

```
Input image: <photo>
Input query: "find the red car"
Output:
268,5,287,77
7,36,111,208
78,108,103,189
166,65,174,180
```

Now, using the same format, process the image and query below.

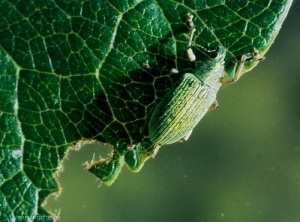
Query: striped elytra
148,47,226,145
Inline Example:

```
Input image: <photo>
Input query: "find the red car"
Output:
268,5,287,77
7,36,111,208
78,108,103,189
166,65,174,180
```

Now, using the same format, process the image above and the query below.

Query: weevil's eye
208,46,221,58
210,50,218,59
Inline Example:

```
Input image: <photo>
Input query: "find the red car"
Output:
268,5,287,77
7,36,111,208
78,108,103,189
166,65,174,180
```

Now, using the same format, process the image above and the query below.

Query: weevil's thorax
194,47,226,92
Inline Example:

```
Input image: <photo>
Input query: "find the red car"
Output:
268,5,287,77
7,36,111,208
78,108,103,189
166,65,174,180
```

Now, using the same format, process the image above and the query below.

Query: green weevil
148,13,263,146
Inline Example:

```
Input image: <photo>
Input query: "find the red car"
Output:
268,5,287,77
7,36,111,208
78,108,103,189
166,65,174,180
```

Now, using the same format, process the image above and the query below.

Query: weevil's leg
219,53,251,83
170,68,179,74
127,116,149,150
142,60,151,69
127,144,134,150
208,100,219,111
143,61,178,74
177,129,193,143
185,13,216,61
186,13,195,48
152,144,161,158
127,140,142,150
186,13,196,62
220,50,265,84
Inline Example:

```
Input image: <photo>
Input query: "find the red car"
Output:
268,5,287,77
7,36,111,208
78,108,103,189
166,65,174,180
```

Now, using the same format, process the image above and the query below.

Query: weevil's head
194,46,226,80
210,47,226,64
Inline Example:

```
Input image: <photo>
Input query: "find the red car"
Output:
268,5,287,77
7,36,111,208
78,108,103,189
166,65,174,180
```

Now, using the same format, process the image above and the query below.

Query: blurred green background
46,2,300,221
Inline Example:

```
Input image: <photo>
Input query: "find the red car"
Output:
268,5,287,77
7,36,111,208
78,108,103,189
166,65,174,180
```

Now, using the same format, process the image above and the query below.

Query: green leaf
0,0,293,219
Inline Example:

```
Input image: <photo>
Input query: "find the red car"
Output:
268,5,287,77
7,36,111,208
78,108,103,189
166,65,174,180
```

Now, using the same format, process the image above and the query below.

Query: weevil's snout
214,47,226,61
